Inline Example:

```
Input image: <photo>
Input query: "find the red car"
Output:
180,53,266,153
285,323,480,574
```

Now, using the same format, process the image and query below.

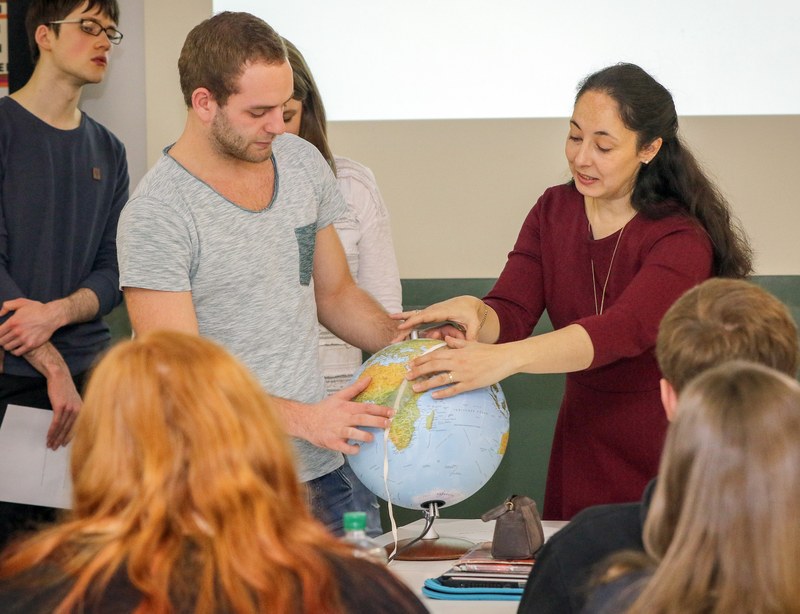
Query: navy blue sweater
0,97,129,377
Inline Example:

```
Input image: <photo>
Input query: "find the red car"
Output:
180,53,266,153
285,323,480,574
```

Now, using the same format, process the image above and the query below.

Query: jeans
346,458,383,537
306,463,382,537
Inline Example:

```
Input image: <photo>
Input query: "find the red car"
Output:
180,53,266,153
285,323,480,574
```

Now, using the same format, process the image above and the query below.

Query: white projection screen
213,0,799,120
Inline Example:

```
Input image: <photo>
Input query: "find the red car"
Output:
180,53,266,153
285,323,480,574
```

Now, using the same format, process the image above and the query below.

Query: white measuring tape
385,341,446,560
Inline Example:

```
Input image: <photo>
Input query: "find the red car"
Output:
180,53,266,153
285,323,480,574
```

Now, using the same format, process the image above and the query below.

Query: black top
517,479,655,614
580,570,650,614
0,552,428,613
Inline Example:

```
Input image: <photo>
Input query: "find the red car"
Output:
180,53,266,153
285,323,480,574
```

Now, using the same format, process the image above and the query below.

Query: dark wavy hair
577,63,752,278
26,0,121,63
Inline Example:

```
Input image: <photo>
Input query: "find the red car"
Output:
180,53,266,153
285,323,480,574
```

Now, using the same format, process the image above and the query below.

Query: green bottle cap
343,511,367,531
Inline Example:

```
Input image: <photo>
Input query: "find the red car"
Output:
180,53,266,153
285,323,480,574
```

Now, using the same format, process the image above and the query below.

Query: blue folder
422,577,524,601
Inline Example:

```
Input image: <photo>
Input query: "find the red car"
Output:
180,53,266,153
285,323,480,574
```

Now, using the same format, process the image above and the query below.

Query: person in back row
116,12,400,534
0,0,128,547
518,277,800,614
0,331,427,614
583,361,800,613
282,37,403,536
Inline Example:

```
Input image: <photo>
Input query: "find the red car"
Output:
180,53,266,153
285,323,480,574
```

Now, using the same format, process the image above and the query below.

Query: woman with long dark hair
398,63,752,519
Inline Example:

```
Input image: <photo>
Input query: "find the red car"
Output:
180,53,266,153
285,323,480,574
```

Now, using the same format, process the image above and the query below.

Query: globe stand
386,501,475,561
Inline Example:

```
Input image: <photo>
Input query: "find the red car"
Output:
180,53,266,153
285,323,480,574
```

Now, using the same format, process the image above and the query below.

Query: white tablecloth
377,518,568,614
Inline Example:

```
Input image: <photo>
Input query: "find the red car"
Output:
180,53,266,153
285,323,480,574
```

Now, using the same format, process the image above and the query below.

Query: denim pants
306,463,382,537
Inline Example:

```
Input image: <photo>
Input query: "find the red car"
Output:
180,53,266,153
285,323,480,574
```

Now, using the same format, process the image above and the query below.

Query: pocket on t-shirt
294,222,318,286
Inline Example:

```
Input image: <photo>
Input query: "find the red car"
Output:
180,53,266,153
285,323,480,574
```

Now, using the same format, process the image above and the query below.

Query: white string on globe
385,341,446,560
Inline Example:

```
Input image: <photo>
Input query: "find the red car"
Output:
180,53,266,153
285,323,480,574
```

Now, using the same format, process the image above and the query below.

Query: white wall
328,115,800,277
142,0,209,167
79,0,208,188
215,0,800,120
139,0,799,278
80,0,147,187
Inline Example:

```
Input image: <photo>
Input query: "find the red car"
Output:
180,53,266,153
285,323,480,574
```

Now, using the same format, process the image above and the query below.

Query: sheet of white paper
0,404,72,509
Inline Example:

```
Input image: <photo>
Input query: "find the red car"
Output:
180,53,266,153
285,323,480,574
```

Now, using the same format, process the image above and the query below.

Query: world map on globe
348,338,510,509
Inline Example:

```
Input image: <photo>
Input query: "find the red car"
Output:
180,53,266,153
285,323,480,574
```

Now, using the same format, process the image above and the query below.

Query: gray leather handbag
481,495,545,560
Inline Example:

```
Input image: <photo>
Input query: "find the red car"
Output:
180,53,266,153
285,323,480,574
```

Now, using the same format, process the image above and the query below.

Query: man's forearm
50,287,100,327
318,285,398,354
0,288,100,356
272,396,309,439
23,341,71,379
22,341,83,450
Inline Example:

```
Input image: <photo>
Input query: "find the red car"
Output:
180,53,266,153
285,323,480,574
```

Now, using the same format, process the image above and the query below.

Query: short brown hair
178,11,287,108
656,278,799,392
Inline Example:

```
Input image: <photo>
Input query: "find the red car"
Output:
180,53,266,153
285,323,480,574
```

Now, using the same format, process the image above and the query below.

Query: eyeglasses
48,19,123,44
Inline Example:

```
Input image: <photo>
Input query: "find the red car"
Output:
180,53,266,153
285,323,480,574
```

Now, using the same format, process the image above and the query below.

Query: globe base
386,536,475,561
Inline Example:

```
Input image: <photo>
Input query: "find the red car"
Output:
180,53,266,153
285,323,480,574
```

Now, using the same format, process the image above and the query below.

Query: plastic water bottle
342,511,389,565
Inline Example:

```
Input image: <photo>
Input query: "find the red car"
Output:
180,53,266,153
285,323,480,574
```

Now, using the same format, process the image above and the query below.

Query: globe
348,338,510,510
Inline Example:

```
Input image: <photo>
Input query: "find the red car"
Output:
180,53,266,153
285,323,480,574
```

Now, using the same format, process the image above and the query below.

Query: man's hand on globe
301,375,396,455
348,338,510,509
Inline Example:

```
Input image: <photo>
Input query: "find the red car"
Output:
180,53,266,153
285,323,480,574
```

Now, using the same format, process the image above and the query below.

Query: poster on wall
0,1,8,97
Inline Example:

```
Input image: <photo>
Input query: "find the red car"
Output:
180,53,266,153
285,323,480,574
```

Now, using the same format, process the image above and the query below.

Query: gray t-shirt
117,133,347,481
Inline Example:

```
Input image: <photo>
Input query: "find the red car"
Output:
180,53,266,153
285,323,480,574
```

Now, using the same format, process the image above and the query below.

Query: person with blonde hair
583,361,800,613
0,331,426,613
520,277,799,614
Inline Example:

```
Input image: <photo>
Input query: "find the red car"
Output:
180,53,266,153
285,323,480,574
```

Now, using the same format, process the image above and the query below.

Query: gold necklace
590,223,627,315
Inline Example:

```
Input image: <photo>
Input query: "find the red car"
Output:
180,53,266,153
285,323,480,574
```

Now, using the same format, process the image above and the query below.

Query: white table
376,518,568,613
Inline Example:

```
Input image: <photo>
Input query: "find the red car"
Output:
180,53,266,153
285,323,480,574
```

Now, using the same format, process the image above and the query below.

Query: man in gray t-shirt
117,12,398,534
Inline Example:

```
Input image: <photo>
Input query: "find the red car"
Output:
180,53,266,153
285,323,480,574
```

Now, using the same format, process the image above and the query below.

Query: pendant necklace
590,221,628,316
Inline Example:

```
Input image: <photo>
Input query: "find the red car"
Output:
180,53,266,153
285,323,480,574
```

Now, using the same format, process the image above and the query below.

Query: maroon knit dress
484,184,713,520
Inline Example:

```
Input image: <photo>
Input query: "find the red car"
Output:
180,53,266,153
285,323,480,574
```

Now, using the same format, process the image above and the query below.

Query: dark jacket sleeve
580,571,649,614
79,139,129,315
519,501,648,614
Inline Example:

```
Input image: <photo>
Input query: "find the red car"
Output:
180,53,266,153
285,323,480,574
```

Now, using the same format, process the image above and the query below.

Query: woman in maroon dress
397,63,752,520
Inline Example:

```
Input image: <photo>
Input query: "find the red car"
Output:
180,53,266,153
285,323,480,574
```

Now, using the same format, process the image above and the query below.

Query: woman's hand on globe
404,336,516,399
391,296,488,343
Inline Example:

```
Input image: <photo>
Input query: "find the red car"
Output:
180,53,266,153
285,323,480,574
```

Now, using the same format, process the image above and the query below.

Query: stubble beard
210,110,272,164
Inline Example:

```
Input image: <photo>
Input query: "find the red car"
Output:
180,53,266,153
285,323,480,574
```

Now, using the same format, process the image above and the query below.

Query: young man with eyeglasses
0,0,128,546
